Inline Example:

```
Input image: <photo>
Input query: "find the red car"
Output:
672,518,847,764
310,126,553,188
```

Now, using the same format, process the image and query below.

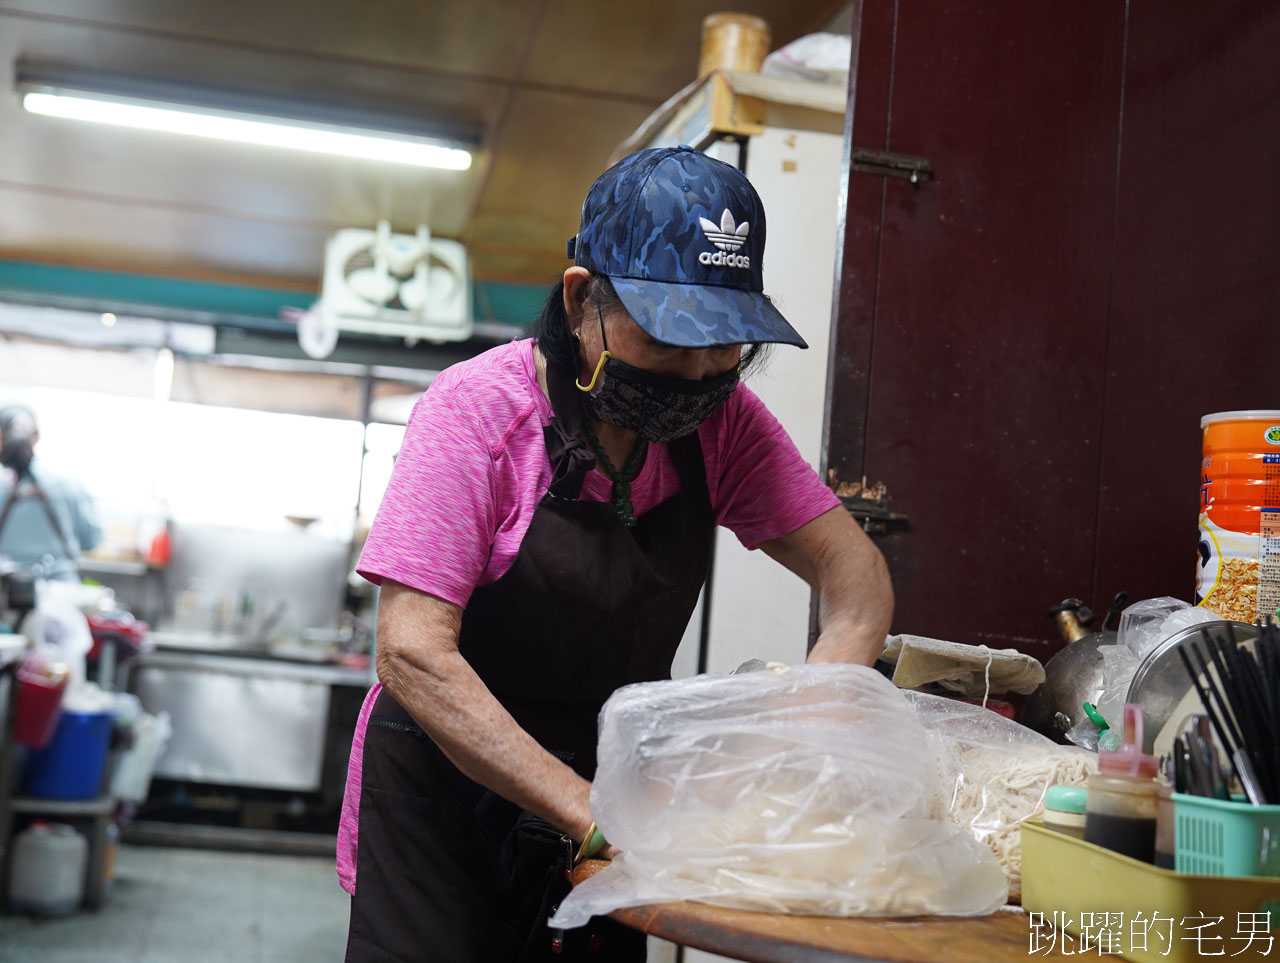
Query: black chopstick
1189,634,1245,756
1220,628,1276,801
1177,624,1280,804
1259,617,1280,799
1178,643,1243,793
1204,629,1249,747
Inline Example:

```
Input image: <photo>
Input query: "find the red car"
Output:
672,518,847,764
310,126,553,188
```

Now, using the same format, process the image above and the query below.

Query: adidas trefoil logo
697,209,751,269
700,209,750,251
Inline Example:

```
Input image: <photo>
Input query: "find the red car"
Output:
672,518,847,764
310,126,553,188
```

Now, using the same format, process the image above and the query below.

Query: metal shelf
79,558,151,577
9,795,116,816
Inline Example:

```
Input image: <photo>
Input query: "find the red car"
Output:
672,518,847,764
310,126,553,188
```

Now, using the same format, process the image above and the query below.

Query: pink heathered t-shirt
336,337,839,893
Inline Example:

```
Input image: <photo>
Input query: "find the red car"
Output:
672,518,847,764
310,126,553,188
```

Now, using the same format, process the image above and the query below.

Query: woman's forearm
807,511,893,665
760,506,895,665
765,506,893,666
806,552,894,665
376,581,596,843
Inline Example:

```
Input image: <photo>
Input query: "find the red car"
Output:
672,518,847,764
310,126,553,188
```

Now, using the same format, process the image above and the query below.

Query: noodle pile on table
904,692,1095,901
940,744,1093,899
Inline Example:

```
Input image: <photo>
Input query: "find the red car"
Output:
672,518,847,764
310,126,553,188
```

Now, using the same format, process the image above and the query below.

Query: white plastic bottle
8,821,88,916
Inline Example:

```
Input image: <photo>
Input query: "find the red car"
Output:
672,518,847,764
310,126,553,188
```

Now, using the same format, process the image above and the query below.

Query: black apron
345,356,715,962
0,472,79,579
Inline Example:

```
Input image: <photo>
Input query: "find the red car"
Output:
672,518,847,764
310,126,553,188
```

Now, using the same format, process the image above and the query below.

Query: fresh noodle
938,744,1094,901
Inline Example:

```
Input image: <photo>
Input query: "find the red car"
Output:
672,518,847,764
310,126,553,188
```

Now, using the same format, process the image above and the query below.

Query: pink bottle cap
1097,703,1159,778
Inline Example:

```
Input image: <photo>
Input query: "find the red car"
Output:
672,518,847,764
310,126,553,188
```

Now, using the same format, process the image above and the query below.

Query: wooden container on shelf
698,13,770,76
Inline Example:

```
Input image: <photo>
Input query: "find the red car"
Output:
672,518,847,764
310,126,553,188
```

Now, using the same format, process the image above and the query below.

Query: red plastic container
13,661,69,749
86,614,149,661
955,697,1016,720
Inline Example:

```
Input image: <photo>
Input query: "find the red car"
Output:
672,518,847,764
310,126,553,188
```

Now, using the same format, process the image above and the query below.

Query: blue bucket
24,710,115,800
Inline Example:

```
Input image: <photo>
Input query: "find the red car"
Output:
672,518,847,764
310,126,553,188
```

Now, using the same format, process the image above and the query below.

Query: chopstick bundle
1177,639,1244,794
1176,618,1280,804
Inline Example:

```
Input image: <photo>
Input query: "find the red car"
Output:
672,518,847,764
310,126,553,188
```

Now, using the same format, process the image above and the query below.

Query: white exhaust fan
298,220,472,358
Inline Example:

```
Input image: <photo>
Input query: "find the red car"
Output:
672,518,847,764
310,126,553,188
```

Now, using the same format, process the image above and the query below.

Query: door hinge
849,149,933,185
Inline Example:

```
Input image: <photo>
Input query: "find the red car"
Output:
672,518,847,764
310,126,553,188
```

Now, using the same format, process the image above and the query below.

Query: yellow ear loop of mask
575,304,612,392
576,349,611,392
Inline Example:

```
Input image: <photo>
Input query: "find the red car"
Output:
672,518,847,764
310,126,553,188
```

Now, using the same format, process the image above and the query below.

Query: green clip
1083,702,1109,731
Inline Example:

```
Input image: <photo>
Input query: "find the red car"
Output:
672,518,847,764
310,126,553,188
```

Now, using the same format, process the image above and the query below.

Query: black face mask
577,309,740,443
0,410,35,478
0,438,34,477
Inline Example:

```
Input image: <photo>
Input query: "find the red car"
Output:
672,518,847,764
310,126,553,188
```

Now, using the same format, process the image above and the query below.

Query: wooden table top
573,861,1073,963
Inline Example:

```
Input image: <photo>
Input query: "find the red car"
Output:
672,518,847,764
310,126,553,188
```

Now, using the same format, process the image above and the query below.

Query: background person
0,404,103,582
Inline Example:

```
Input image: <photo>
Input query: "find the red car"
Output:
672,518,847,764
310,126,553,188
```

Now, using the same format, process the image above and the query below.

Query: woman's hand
375,579,596,842
758,506,894,666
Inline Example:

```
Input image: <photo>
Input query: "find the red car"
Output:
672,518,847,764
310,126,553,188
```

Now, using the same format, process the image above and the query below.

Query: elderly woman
339,146,893,961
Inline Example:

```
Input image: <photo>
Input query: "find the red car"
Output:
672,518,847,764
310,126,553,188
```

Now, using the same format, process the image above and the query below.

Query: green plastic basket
1174,793,1280,877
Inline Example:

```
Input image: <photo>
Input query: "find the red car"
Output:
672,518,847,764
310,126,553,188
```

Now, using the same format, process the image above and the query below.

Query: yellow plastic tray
1021,821,1280,962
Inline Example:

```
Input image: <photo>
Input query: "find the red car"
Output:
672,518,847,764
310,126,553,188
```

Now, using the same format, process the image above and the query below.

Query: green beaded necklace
583,421,648,528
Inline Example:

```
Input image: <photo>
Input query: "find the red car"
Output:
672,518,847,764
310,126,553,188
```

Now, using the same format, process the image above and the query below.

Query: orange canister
1197,410,1280,623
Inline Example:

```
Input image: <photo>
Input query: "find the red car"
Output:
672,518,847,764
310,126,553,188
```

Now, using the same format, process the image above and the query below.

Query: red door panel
1094,1,1280,606
830,0,1127,648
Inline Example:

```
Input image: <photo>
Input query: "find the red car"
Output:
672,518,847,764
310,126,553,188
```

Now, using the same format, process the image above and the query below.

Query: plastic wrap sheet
550,664,1008,929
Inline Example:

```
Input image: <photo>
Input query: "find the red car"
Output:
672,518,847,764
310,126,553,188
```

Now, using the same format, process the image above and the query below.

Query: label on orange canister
1197,411,1280,622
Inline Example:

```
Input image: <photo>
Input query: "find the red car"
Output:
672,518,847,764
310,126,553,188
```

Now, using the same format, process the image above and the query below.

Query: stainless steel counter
126,649,371,793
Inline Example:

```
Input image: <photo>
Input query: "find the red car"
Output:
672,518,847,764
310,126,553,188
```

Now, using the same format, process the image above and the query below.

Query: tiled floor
0,844,350,963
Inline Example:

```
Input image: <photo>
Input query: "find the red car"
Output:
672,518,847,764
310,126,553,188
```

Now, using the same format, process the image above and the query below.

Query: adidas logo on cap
697,210,751,269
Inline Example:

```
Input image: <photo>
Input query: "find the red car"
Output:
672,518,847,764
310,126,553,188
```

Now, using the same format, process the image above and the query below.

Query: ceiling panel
468,243,572,290
0,13,494,278
1,13,502,140
1,103,483,236
1,14,509,134
0,182,333,282
0,0,541,79
0,0,848,292
465,87,655,283
525,0,842,99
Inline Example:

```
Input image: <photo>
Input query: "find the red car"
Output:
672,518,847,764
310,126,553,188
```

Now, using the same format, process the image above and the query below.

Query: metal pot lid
1125,619,1257,754
1021,631,1114,744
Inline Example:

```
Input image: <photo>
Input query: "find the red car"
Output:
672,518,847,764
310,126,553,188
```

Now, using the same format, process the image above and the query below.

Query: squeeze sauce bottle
1083,703,1161,863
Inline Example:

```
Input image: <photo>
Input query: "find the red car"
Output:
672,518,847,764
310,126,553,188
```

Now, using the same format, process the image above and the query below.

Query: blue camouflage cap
567,146,807,349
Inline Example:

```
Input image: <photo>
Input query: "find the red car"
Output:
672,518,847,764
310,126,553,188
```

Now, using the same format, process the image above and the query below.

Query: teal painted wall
0,259,546,329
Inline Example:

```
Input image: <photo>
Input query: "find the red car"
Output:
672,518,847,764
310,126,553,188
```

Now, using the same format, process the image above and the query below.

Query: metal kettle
1021,595,1124,744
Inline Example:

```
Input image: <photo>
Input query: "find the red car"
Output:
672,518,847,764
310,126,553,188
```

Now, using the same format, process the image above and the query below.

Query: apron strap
0,486,19,543
0,475,79,570
542,357,596,501
667,430,712,518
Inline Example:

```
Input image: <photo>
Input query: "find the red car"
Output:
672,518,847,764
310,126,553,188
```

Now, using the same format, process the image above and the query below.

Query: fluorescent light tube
22,90,472,171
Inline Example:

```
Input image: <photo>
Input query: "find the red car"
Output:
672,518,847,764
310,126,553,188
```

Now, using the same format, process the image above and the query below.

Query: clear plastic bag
550,664,1008,929
1064,644,1140,750
1117,597,1217,660
20,597,94,687
760,33,852,84
904,692,1094,900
